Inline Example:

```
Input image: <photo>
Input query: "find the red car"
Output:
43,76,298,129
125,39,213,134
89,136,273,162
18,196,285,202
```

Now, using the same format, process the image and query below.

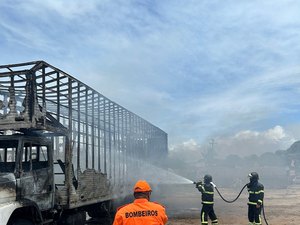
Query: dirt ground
88,183,300,225
152,183,300,225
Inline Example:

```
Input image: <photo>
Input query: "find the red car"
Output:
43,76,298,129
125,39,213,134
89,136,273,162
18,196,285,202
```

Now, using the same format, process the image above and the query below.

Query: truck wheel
58,211,86,225
87,201,114,218
9,219,34,225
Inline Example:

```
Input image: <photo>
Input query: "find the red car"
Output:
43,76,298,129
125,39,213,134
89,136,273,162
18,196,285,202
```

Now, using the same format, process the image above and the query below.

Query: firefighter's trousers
201,204,218,224
248,204,262,225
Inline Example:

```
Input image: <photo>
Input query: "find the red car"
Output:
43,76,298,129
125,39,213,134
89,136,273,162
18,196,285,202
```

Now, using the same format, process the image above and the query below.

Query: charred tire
87,201,114,218
57,211,86,225
9,219,34,225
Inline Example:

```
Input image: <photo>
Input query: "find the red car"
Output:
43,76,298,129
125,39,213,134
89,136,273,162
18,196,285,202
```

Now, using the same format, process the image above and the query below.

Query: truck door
17,140,54,210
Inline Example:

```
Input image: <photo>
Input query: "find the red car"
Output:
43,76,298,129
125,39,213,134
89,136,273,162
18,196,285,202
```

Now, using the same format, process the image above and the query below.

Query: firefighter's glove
195,181,203,188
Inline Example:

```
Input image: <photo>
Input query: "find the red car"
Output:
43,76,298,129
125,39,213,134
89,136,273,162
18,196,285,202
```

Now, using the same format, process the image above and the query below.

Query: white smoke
170,125,296,160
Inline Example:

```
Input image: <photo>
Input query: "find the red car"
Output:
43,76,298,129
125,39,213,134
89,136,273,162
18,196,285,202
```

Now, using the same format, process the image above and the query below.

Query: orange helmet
133,180,152,193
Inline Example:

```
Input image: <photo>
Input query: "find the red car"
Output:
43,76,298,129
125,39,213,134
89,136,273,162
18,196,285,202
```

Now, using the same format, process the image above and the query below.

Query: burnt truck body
0,61,168,225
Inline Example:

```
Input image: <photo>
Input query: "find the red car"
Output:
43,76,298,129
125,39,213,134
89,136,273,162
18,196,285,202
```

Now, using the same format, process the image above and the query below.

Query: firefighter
247,172,264,225
195,174,218,225
112,180,168,225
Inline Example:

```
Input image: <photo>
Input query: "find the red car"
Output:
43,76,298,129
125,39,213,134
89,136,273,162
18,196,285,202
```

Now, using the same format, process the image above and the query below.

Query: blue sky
1,0,300,157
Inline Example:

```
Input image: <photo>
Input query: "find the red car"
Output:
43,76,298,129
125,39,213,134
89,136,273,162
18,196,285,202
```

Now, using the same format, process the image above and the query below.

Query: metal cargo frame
0,61,168,206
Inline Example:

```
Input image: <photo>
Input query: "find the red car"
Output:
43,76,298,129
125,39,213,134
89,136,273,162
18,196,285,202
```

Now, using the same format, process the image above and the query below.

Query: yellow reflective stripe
202,212,208,224
255,214,262,224
258,200,263,204
259,214,262,224
202,186,214,194
202,201,214,204
248,202,257,205
249,190,264,194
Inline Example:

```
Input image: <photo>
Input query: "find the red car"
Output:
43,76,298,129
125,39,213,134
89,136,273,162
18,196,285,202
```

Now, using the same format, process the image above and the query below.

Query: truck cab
0,135,54,225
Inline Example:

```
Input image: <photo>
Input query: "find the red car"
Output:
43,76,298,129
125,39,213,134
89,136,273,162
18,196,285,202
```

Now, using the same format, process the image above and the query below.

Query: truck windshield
0,139,50,173
0,140,18,172
22,142,49,171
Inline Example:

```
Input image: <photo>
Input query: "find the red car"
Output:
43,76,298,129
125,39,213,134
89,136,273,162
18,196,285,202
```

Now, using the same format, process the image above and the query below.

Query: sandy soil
153,183,300,225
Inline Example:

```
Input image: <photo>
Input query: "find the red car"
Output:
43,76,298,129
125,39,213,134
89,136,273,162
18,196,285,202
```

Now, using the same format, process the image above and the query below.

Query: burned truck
0,61,168,225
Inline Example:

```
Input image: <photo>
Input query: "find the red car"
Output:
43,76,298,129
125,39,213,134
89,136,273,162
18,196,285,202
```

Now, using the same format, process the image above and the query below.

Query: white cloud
264,125,286,141
170,139,199,152
7,0,102,19
216,126,295,157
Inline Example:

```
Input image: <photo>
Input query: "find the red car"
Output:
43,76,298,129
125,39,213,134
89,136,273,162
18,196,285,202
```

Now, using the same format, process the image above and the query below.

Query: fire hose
213,182,247,203
194,181,269,225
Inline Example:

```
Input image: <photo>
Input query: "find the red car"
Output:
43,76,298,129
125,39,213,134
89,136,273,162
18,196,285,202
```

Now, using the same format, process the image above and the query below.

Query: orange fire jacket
113,198,168,225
